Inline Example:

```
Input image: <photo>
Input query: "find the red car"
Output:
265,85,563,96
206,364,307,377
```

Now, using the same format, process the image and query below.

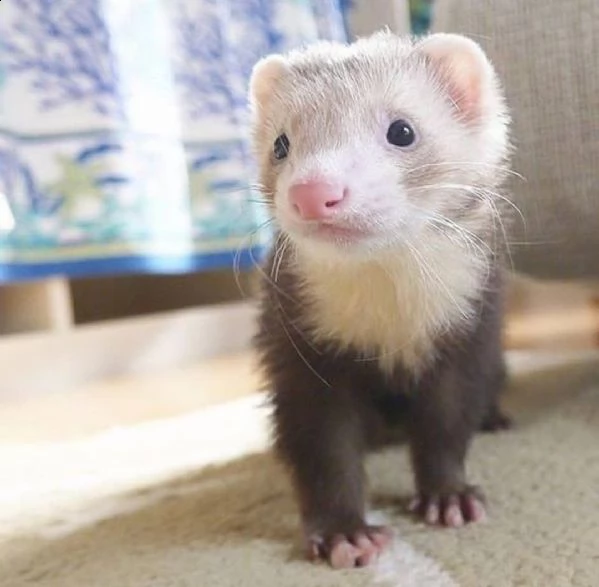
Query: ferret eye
273,133,290,160
387,120,415,147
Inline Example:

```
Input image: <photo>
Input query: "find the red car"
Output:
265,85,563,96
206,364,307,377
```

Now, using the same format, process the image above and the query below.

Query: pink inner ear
443,67,482,122
424,42,487,123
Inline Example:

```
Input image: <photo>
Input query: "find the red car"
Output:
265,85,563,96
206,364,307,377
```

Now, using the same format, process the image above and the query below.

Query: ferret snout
288,180,348,221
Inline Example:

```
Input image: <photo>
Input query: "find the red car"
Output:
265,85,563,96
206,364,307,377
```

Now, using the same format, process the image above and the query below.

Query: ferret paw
409,486,487,528
307,525,393,569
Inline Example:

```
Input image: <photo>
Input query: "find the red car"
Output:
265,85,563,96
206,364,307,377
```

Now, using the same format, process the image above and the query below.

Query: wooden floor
0,277,597,444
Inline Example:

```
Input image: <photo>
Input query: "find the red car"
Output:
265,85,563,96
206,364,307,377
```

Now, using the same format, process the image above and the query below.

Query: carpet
1,351,599,587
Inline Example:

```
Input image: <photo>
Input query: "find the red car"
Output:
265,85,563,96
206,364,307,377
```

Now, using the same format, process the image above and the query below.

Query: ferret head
248,31,510,262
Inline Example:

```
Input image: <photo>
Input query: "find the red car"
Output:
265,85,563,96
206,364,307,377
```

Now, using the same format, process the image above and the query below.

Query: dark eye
273,133,290,160
386,120,416,147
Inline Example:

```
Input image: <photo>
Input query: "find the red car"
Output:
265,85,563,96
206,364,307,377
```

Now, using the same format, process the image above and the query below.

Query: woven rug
1,351,598,587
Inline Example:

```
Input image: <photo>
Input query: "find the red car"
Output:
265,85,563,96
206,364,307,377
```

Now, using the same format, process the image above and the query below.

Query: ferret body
249,31,512,569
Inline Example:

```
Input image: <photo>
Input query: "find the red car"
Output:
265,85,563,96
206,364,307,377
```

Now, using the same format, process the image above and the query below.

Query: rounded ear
417,33,497,122
248,54,289,114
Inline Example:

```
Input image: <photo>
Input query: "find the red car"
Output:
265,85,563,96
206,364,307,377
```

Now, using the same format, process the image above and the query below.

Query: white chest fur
297,241,487,375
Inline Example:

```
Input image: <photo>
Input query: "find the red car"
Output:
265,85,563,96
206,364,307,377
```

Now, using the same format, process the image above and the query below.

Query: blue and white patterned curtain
0,0,349,281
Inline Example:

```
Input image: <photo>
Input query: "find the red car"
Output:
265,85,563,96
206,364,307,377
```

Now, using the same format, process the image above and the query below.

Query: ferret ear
417,33,496,122
248,55,289,113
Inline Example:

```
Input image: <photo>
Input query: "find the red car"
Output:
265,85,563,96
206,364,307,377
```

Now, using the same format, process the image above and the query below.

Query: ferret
248,30,512,569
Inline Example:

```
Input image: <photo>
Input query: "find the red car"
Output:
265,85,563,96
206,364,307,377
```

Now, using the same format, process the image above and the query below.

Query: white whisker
275,300,331,388
233,217,273,298
405,161,525,182
273,233,291,283
247,237,298,305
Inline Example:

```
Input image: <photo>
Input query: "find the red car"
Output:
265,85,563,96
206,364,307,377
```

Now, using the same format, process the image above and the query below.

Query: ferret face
249,32,510,261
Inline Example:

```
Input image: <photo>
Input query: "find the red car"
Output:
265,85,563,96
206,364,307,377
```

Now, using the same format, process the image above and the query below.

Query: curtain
0,0,348,281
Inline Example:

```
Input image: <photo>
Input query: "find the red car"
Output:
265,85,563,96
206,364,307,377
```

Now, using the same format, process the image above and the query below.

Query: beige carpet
1,351,599,587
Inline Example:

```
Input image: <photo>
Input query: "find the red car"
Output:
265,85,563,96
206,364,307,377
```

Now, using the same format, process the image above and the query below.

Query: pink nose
288,181,347,220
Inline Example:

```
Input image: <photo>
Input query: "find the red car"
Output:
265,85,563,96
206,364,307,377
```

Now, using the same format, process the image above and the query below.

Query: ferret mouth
304,221,373,243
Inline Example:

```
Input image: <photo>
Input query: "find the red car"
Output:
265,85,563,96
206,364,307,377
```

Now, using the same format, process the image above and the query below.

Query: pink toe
330,540,358,569
462,494,487,523
425,501,440,525
470,499,488,523
444,503,465,528
354,534,373,550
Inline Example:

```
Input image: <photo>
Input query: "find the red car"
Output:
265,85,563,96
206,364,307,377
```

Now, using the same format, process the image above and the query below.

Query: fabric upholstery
433,0,599,280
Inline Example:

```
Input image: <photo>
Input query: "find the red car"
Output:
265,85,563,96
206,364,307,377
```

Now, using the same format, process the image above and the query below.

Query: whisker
247,235,299,305
457,188,513,268
412,243,471,322
407,181,526,233
405,161,526,182
275,301,331,388
272,233,291,283
480,189,527,231
429,215,493,284
406,184,505,258
245,223,324,357
426,214,493,269
444,183,524,269
233,217,274,298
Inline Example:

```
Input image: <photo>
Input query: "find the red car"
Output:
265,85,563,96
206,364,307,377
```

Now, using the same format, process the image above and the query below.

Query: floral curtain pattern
0,0,347,280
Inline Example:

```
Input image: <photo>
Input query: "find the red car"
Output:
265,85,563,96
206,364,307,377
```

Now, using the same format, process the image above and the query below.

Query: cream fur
295,234,487,375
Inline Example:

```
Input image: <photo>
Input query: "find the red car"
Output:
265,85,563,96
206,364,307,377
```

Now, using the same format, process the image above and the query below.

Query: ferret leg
407,369,487,527
272,383,392,568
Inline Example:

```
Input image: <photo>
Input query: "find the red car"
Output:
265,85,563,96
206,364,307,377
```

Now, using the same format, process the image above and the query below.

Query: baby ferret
248,31,512,569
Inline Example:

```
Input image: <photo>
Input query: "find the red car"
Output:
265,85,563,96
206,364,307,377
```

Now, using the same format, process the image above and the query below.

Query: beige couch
433,0,599,280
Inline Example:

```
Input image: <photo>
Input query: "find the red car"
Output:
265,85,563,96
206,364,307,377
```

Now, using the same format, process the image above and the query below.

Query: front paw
306,525,393,569
409,485,487,528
